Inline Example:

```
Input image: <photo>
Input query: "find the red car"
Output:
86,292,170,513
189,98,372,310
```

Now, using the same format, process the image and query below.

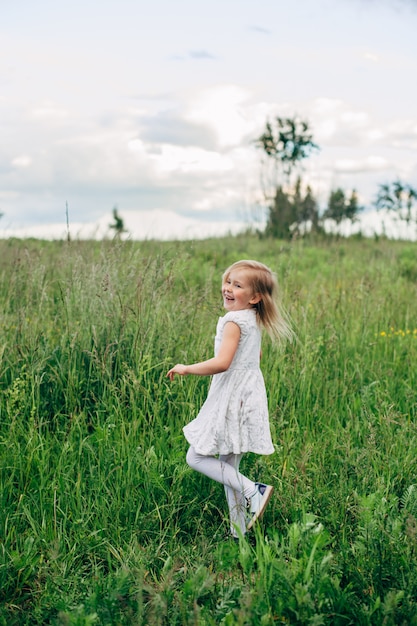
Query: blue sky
1,0,417,240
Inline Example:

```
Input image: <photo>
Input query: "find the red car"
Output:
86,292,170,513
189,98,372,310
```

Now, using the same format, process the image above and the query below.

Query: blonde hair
222,259,293,343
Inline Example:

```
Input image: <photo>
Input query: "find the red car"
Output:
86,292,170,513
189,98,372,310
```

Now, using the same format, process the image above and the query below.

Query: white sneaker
247,483,274,530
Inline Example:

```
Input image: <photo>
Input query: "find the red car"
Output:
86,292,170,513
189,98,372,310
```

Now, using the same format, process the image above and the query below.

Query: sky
1,0,417,241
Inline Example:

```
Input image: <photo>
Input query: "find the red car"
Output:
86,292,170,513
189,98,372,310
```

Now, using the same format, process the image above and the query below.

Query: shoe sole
247,485,274,530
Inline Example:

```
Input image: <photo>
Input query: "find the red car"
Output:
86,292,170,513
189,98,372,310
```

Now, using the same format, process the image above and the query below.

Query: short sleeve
222,309,256,336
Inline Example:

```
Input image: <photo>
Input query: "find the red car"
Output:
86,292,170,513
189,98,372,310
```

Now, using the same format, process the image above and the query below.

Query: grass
0,234,417,624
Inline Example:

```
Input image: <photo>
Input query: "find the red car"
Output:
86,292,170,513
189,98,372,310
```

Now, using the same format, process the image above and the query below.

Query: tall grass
0,235,417,624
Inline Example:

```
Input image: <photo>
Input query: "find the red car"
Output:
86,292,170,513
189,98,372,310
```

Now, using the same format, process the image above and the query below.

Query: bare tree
375,180,417,225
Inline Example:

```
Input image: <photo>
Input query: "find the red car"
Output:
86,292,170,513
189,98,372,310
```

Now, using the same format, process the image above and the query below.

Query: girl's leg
186,446,274,534
186,447,255,537
186,447,255,498
219,452,247,538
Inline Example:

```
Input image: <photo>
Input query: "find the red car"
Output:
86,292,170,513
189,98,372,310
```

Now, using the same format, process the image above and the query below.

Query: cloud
248,25,272,35
0,209,249,242
309,98,417,158
2,206,416,244
311,99,372,146
147,144,234,175
0,88,259,226
31,101,70,121
189,50,216,60
363,51,380,62
358,0,417,9
185,85,257,148
324,207,417,241
137,109,218,149
170,50,217,61
385,120,417,150
334,156,390,173
11,155,32,168
0,80,416,234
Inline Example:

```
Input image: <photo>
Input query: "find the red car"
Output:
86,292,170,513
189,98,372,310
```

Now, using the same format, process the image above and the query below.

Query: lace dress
183,308,275,456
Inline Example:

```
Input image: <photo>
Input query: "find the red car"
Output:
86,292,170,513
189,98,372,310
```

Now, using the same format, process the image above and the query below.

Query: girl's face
222,268,261,312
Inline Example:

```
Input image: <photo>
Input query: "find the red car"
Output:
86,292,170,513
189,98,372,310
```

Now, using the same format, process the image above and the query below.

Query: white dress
183,308,275,456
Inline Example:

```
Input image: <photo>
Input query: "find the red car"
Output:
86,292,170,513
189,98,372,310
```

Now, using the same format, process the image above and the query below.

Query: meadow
0,234,417,625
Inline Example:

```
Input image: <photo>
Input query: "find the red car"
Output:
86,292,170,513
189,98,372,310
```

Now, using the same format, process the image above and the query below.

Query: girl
167,260,292,538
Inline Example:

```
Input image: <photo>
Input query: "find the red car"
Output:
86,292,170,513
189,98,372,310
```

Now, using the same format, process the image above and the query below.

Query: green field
1,234,417,625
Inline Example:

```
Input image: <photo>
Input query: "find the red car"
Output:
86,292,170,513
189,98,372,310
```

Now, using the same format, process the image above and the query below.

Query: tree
255,116,319,239
264,179,320,239
109,207,127,239
264,185,296,239
256,116,319,179
323,188,363,230
374,180,417,225
299,184,321,233
345,189,362,223
324,188,347,225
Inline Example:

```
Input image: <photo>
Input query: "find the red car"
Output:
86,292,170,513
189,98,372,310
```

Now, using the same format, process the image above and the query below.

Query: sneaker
246,483,274,530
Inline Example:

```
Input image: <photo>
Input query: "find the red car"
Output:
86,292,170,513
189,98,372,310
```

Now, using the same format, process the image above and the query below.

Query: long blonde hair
222,259,293,343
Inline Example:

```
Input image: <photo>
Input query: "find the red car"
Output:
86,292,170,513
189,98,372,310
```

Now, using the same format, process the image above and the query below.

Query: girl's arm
167,321,240,380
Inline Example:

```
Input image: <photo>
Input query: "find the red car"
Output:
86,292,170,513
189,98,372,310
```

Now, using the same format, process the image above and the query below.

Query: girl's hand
167,322,240,380
167,364,187,380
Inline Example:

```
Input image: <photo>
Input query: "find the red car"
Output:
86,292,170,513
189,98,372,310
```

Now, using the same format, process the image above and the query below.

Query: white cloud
1,0,416,239
334,156,390,173
325,208,417,241
1,86,415,229
185,85,252,148
311,99,375,146
149,144,234,175
31,101,69,120
2,207,416,243
363,52,380,62
340,111,369,128
11,155,32,168
0,209,249,242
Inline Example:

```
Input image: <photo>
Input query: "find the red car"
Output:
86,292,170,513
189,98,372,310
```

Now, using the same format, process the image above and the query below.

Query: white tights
186,446,256,537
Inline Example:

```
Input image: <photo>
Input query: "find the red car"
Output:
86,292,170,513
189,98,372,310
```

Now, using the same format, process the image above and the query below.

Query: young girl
167,260,292,538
